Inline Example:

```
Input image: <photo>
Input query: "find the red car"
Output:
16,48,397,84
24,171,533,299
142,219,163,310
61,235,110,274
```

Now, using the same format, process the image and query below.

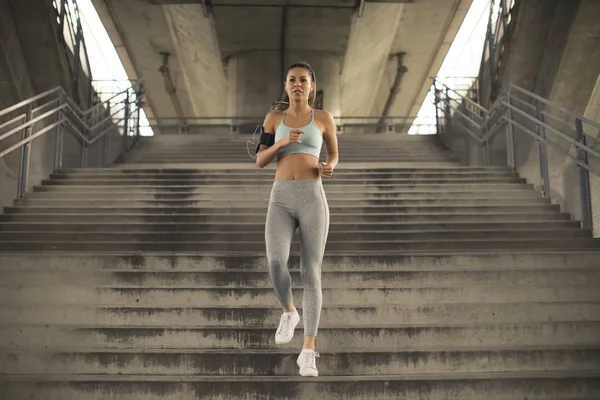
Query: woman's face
285,67,314,102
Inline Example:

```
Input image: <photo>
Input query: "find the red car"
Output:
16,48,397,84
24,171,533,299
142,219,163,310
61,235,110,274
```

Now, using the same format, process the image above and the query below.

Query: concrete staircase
1,134,600,399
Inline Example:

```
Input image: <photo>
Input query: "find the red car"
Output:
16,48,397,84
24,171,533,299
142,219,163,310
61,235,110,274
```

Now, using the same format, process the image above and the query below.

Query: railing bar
508,116,600,171
31,98,62,116
509,84,600,129
0,113,27,131
0,88,61,119
503,102,600,156
508,95,537,112
0,104,67,142
0,120,63,159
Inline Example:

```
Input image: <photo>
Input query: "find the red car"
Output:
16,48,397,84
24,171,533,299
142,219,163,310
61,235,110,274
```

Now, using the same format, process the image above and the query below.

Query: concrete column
508,0,600,227
229,51,342,120
340,3,404,117
583,74,600,237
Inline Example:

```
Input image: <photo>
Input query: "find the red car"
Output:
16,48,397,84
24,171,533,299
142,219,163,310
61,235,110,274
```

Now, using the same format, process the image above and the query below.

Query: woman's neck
287,100,311,116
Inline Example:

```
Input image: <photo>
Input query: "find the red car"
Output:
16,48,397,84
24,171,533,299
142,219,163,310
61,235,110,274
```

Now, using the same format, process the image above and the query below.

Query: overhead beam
341,2,405,116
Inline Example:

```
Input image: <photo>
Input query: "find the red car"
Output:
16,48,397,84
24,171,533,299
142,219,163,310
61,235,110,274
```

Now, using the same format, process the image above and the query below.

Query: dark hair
270,62,316,112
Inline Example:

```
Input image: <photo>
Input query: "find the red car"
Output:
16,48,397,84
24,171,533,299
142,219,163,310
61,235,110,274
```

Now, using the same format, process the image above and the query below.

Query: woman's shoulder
314,109,335,124
263,111,284,131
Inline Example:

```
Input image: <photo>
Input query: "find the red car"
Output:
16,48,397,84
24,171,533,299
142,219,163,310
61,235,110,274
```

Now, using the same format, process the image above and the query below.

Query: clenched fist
279,130,304,147
319,162,333,178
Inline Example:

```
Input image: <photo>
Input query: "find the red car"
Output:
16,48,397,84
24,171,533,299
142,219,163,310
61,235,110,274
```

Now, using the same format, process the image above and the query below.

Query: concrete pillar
228,51,342,123
507,0,600,227
583,74,600,237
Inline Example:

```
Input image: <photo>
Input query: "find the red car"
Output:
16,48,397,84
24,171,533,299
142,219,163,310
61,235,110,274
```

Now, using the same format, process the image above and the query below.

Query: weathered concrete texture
163,5,228,119
91,0,194,123
385,0,472,118
521,0,600,224
218,4,351,118
341,3,404,117
0,0,63,210
226,51,282,119
481,0,600,232
584,74,600,237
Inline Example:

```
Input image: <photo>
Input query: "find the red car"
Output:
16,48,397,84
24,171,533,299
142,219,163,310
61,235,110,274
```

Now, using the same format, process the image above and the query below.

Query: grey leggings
265,178,330,337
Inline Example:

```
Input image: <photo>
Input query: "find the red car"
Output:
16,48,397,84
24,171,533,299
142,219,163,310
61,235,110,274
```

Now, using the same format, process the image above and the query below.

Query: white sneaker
274,309,300,344
297,349,320,377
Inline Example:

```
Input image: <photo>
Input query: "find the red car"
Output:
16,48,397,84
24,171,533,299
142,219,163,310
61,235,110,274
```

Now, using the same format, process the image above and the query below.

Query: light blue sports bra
274,109,323,161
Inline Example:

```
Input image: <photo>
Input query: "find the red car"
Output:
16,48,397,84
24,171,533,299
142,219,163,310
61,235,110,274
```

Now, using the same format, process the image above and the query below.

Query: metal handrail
435,78,599,230
0,82,145,201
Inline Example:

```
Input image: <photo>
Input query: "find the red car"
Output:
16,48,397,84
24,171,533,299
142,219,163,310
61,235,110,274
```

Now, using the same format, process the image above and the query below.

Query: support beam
340,2,404,117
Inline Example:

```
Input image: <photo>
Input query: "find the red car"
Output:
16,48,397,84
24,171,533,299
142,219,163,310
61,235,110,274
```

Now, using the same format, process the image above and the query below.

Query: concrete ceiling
91,0,472,127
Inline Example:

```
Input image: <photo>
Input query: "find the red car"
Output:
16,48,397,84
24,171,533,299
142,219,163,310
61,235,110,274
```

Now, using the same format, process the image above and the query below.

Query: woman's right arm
256,113,282,168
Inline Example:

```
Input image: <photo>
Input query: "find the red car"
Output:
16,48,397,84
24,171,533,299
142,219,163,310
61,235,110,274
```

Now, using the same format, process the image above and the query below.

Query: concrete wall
584,75,600,236
226,50,343,130
0,0,122,211
476,0,600,227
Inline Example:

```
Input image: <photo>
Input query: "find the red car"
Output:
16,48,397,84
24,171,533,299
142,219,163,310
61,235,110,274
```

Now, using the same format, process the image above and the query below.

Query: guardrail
143,115,437,136
0,82,145,201
434,78,600,232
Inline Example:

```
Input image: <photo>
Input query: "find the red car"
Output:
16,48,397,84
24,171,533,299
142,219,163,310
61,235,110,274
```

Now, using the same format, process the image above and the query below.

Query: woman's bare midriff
274,154,320,181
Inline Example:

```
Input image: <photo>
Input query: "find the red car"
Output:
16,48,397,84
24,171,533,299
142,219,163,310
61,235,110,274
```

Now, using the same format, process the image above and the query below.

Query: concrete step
23,190,545,200
1,221,580,233
29,185,540,195
40,177,528,185
2,372,599,400
61,166,510,173
53,169,517,177
2,237,597,252
31,182,537,190
2,302,599,326
3,347,600,376
0,212,572,224
0,228,590,243
52,170,518,178
3,204,562,214
3,252,596,271
3,268,599,287
2,284,599,306
14,198,552,208
2,322,600,350
130,156,458,163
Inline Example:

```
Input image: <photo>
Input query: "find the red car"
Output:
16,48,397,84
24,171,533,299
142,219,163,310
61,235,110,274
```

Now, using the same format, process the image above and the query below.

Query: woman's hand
319,162,333,178
279,130,304,147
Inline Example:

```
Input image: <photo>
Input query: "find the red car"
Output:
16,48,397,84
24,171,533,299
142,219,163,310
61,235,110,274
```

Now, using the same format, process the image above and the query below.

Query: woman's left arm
319,111,339,177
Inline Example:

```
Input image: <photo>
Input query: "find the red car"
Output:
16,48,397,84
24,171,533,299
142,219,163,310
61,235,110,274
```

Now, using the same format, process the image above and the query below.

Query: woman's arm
256,113,281,168
319,111,339,177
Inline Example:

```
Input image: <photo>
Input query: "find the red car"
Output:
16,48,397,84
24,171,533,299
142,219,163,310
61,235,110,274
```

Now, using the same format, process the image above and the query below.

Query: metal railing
478,0,517,103
144,115,436,136
52,0,94,108
0,81,145,202
434,77,600,232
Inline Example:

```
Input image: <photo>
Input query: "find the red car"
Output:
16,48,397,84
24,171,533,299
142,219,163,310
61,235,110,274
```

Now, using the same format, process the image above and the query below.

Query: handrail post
123,89,131,152
506,90,515,170
54,92,65,171
103,103,111,167
575,118,593,230
433,78,441,136
483,120,490,166
536,102,550,197
17,105,34,199
135,82,143,138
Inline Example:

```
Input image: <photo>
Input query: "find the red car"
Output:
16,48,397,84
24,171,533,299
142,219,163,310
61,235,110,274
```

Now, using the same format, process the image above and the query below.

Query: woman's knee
301,268,322,290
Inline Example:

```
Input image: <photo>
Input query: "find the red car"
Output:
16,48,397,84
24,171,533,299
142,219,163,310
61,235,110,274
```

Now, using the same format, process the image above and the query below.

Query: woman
255,61,339,377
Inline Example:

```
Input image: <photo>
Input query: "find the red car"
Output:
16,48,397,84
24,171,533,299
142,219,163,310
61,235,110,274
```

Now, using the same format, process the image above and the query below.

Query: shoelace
301,351,320,369
276,313,293,336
